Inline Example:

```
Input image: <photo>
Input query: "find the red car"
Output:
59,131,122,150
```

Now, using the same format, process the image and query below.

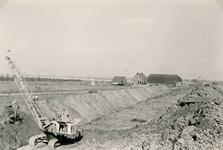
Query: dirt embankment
39,86,170,124
0,113,41,150
16,83,223,150
0,86,170,150
101,83,223,150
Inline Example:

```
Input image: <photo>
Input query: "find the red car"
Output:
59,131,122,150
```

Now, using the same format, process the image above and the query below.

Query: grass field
0,80,136,94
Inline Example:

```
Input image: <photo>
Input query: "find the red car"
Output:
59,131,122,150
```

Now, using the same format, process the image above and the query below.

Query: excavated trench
0,86,170,150
13,83,223,150
103,83,223,150
37,86,170,123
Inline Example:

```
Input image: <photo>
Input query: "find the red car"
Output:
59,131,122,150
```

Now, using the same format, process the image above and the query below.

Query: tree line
0,74,81,82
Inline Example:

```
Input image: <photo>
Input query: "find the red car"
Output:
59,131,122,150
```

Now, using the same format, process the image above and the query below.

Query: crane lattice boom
5,56,49,129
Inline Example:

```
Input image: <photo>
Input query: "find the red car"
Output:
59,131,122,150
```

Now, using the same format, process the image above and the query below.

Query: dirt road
0,90,89,96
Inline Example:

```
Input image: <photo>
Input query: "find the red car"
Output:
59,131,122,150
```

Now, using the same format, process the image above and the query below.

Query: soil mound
181,83,221,100
0,112,41,150
114,84,223,150
1,86,170,150
62,86,170,123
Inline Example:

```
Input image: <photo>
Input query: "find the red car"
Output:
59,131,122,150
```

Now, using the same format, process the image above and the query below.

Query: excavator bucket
5,56,82,149
4,100,23,124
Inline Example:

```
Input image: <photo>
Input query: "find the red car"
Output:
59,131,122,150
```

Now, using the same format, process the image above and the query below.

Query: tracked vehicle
4,100,23,125
5,56,83,149
178,98,213,107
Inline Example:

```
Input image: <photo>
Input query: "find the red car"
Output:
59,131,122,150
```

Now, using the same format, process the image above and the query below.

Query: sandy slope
70,83,223,150
0,85,170,150
22,82,223,150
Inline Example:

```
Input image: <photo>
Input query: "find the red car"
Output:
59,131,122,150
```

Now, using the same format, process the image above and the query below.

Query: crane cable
5,52,11,98
7,58,50,102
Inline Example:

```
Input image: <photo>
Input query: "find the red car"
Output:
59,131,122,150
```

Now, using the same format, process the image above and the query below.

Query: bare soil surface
0,81,170,150
17,83,196,150
1,80,223,150
69,82,223,150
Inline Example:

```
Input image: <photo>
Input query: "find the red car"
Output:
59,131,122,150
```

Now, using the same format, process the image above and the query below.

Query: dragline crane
5,56,83,149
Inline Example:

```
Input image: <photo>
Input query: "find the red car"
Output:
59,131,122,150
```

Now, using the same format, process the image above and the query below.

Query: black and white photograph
0,0,223,149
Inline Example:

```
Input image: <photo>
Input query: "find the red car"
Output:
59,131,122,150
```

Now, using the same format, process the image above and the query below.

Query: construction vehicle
5,56,83,149
178,98,213,107
4,99,23,125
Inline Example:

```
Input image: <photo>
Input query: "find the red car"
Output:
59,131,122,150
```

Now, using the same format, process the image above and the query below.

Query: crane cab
5,56,83,149
44,120,82,139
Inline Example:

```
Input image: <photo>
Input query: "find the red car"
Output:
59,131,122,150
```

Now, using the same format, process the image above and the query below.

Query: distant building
147,74,182,87
131,72,147,85
91,78,96,86
111,76,127,86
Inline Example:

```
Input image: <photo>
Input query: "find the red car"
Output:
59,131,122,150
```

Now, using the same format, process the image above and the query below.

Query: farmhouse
131,72,147,85
111,76,127,86
147,74,182,87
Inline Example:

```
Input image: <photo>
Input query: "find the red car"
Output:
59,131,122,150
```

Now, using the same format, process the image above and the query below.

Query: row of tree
0,74,82,82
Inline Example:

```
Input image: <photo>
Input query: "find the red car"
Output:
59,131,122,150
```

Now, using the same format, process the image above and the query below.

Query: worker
59,125,63,132
34,95,38,100
58,114,63,121
16,105,20,113
63,127,66,133
32,95,38,101
16,105,23,123
63,109,70,121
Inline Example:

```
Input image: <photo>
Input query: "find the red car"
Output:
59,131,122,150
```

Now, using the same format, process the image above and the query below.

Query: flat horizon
1,0,223,81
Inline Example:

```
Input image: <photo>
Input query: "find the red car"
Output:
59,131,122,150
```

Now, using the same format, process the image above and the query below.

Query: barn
111,76,127,86
131,72,147,85
147,74,182,87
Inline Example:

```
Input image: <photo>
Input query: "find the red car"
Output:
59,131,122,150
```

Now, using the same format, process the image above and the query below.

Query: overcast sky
0,0,223,80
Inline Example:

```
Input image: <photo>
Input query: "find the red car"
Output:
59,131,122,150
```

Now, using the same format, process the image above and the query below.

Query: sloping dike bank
1,86,170,150
39,86,170,123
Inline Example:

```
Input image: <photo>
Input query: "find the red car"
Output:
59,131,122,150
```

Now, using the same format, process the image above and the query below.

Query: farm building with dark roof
131,72,147,85
111,76,127,86
147,74,182,86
